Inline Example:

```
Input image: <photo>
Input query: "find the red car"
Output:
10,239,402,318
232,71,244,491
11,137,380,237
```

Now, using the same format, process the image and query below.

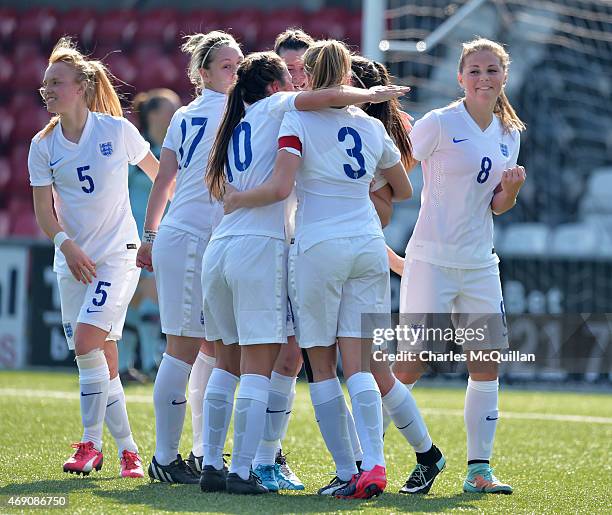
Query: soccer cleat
275,451,304,490
226,471,269,495
200,465,228,492
148,454,200,484
463,464,513,494
400,454,446,494
120,450,144,478
63,441,103,476
253,464,279,492
317,475,354,496
335,465,387,499
186,451,203,475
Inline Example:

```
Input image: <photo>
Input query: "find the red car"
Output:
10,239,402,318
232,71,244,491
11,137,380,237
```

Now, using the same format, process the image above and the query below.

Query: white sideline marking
2,387,612,425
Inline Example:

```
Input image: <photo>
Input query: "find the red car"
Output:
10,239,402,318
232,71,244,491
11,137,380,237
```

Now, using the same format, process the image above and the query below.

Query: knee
275,347,302,377
393,369,421,385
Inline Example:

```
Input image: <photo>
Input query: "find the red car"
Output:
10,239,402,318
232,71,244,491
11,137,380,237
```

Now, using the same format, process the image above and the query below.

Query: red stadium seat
304,7,349,40
258,8,306,49
0,157,10,192
0,53,14,94
179,10,223,39
104,52,138,87
0,8,18,47
12,53,47,90
9,92,40,114
17,7,57,45
222,8,262,49
9,144,32,196
345,11,362,49
11,105,49,145
0,210,10,237
0,107,15,147
133,8,178,46
10,210,40,238
52,8,97,47
94,9,137,46
132,48,180,92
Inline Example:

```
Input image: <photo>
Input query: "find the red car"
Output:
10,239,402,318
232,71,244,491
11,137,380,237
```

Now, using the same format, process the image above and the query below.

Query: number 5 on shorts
92,281,112,306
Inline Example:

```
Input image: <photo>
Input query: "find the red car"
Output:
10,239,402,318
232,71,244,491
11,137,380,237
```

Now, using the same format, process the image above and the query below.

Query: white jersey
211,92,299,242
279,106,401,251
28,111,150,273
407,101,520,269
161,89,226,236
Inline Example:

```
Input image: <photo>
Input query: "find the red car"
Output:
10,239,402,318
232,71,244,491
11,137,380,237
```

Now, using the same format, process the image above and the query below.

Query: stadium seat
10,209,40,238
344,11,362,48
0,106,15,147
0,209,10,237
0,157,10,192
95,10,137,46
497,223,550,256
9,144,31,196
0,7,17,47
11,105,49,144
132,48,180,92
17,7,57,45
179,9,223,38
259,8,306,48
104,51,138,87
52,8,97,48
550,222,608,257
222,8,262,49
133,8,178,47
11,47,47,90
0,52,14,92
304,7,348,40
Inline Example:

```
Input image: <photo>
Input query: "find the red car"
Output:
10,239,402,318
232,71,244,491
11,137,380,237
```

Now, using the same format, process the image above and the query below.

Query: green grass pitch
0,370,610,514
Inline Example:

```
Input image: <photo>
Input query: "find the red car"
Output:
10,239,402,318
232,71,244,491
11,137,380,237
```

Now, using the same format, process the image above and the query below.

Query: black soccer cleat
400,454,446,494
186,451,203,475
200,465,228,492
148,454,200,484
226,471,269,495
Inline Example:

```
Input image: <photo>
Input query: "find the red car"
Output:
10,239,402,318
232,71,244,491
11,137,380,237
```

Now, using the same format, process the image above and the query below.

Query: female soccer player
391,38,526,494
350,54,447,495
28,37,158,478
221,40,412,499
201,50,409,495
135,31,243,484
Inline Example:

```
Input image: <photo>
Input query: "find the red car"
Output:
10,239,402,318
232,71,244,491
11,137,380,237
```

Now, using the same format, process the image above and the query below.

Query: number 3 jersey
161,89,226,236
407,101,520,269
28,111,150,273
279,106,401,251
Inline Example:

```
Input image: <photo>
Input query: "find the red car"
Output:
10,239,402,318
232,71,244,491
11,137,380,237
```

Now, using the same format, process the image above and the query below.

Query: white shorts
399,258,508,350
153,225,212,338
289,236,390,348
202,235,288,346
58,256,140,350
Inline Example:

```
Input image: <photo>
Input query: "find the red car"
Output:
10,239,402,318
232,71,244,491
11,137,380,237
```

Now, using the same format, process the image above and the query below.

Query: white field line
2,387,612,425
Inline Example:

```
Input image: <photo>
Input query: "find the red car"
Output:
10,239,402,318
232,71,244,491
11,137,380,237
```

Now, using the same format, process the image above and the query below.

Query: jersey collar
56,110,93,150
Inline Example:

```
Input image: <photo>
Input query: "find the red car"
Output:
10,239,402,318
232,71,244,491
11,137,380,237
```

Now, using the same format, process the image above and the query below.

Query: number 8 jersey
407,101,520,269
28,111,150,273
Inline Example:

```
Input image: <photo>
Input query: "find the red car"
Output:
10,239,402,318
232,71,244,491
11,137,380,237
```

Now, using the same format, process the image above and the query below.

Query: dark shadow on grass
96,483,481,513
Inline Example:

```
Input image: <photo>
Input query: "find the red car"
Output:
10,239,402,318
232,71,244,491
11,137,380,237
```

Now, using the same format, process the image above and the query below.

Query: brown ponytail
206,51,287,200
351,55,415,170
40,37,122,139
458,38,526,134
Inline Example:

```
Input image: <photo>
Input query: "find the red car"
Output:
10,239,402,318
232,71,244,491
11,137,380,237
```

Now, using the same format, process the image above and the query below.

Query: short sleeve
162,109,183,154
121,118,150,165
278,111,305,157
28,136,53,187
409,110,441,162
266,92,299,120
507,130,521,168
370,170,388,192
377,123,402,170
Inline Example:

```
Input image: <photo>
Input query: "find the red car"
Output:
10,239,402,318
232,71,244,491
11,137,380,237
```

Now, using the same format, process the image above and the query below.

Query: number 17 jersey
407,101,520,269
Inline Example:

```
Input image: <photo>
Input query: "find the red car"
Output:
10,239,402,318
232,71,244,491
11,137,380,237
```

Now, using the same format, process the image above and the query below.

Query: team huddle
28,26,526,499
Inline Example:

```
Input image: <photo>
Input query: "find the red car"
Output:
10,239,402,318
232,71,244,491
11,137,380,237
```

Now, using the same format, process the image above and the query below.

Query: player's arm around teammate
393,39,526,495
29,37,158,479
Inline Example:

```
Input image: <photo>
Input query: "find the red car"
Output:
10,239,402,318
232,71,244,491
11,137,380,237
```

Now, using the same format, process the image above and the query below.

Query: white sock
345,399,363,462
77,350,110,451
203,368,239,470
189,351,216,457
346,372,385,471
275,375,297,455
254,371,293,467
382,406,392,437
105,376,138,457
153,353,192,465
465,378,499,462
382,377,431,453
229,374,270,480
310,378,357,481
